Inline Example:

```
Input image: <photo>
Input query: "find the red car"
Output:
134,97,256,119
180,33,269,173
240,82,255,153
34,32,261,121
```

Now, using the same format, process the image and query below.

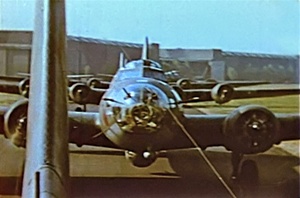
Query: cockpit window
143,68,167,82
117,59,167,82
143,60,161,69
122,60,162,70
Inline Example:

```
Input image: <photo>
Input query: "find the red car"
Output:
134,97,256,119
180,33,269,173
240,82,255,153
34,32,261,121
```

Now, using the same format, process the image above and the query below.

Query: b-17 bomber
1,33,299,198
0,0,299,197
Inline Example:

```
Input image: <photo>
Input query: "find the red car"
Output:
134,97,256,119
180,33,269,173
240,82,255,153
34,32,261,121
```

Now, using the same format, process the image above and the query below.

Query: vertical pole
22,0,69,197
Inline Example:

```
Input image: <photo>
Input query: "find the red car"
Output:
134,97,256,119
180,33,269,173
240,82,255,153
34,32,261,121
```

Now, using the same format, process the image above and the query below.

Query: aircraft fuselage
95,59,185,165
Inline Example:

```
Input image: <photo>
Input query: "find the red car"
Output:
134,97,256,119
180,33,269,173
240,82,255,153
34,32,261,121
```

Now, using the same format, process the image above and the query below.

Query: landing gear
231,152,243,180
239,160,259,184
231,152,259,183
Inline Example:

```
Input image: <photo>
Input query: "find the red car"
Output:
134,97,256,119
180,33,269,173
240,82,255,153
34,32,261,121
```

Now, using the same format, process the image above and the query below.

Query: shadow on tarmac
0,176,298,198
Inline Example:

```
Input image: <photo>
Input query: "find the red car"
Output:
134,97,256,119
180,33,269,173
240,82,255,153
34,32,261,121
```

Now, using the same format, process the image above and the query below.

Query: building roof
222,51,298,60
159,48,217,61
0,31,298,60
68,36,142,48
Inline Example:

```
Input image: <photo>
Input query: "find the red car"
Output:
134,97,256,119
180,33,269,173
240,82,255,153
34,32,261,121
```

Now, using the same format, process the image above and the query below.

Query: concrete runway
0,136,298,197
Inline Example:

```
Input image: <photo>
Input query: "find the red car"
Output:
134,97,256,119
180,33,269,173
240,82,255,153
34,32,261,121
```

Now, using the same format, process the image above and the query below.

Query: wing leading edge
181,84,300,104
1,100,298,154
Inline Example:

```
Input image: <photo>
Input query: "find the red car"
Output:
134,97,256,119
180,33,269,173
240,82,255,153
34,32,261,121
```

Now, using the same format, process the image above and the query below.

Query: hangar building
0,30,298,83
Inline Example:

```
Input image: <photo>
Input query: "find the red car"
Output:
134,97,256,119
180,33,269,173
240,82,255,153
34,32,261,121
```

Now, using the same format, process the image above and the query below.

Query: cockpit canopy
122,59,162,70
113,59,167,82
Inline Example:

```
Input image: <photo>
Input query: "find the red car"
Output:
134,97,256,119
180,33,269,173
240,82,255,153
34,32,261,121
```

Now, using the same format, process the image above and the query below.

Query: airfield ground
0,84,299,197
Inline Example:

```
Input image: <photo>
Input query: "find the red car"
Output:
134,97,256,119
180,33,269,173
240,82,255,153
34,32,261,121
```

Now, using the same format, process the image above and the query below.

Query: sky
0,0,299,55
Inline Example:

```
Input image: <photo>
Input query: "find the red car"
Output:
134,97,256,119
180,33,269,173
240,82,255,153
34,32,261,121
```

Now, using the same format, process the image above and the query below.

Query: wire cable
167,108,237,198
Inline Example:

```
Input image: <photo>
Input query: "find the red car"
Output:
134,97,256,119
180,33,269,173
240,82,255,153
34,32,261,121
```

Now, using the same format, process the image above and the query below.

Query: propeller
4,99,28,148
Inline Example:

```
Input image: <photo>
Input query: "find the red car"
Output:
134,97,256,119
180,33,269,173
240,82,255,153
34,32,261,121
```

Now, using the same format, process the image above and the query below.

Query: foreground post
22,0,69,197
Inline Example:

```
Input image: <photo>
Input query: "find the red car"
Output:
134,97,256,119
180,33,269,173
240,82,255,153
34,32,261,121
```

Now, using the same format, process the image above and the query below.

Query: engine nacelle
125,150,157,167
223,105,280,154
211,83,234,104
86,78,102,88
18,78,30,98
176,78,191,89
4,99,28,147
69,83,90,104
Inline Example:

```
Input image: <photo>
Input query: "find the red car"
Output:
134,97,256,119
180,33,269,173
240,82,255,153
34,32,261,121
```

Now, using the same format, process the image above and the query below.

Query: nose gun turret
117,102,165,134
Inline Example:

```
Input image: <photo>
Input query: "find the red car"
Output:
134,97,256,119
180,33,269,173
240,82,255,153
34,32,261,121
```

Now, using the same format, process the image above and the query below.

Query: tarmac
0,135,298,197
0,85,299,197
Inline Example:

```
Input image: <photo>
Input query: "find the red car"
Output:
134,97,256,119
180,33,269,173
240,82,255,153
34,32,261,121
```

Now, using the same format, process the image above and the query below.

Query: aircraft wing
0,75,24,81
18,72,95,79
17,72,106,87
180,110,300,151
0,77,106,105
223,80,269,87
0,76,30,97
62,108,300,151
0,74,79,97
68,85,106,105
67,111,118,148
0,97,299,185
172,79,269,89
180,84,300,104
0,100,116,149
2,99,299,153
96,73,114,78
1,75,289,106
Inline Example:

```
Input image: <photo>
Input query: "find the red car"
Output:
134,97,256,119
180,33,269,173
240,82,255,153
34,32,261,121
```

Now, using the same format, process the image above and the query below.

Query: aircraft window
122,60,162,70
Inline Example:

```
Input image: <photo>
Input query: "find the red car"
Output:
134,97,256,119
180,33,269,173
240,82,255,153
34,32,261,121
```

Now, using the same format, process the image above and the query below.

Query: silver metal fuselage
98,59,183,153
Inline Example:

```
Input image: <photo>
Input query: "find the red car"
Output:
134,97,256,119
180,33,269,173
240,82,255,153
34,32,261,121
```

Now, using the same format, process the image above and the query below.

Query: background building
160,49,299,82
0,30,298,83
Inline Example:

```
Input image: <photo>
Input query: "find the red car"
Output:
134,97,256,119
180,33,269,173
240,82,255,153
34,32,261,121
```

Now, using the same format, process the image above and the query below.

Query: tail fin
141,37,149,60
22,0,69,197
